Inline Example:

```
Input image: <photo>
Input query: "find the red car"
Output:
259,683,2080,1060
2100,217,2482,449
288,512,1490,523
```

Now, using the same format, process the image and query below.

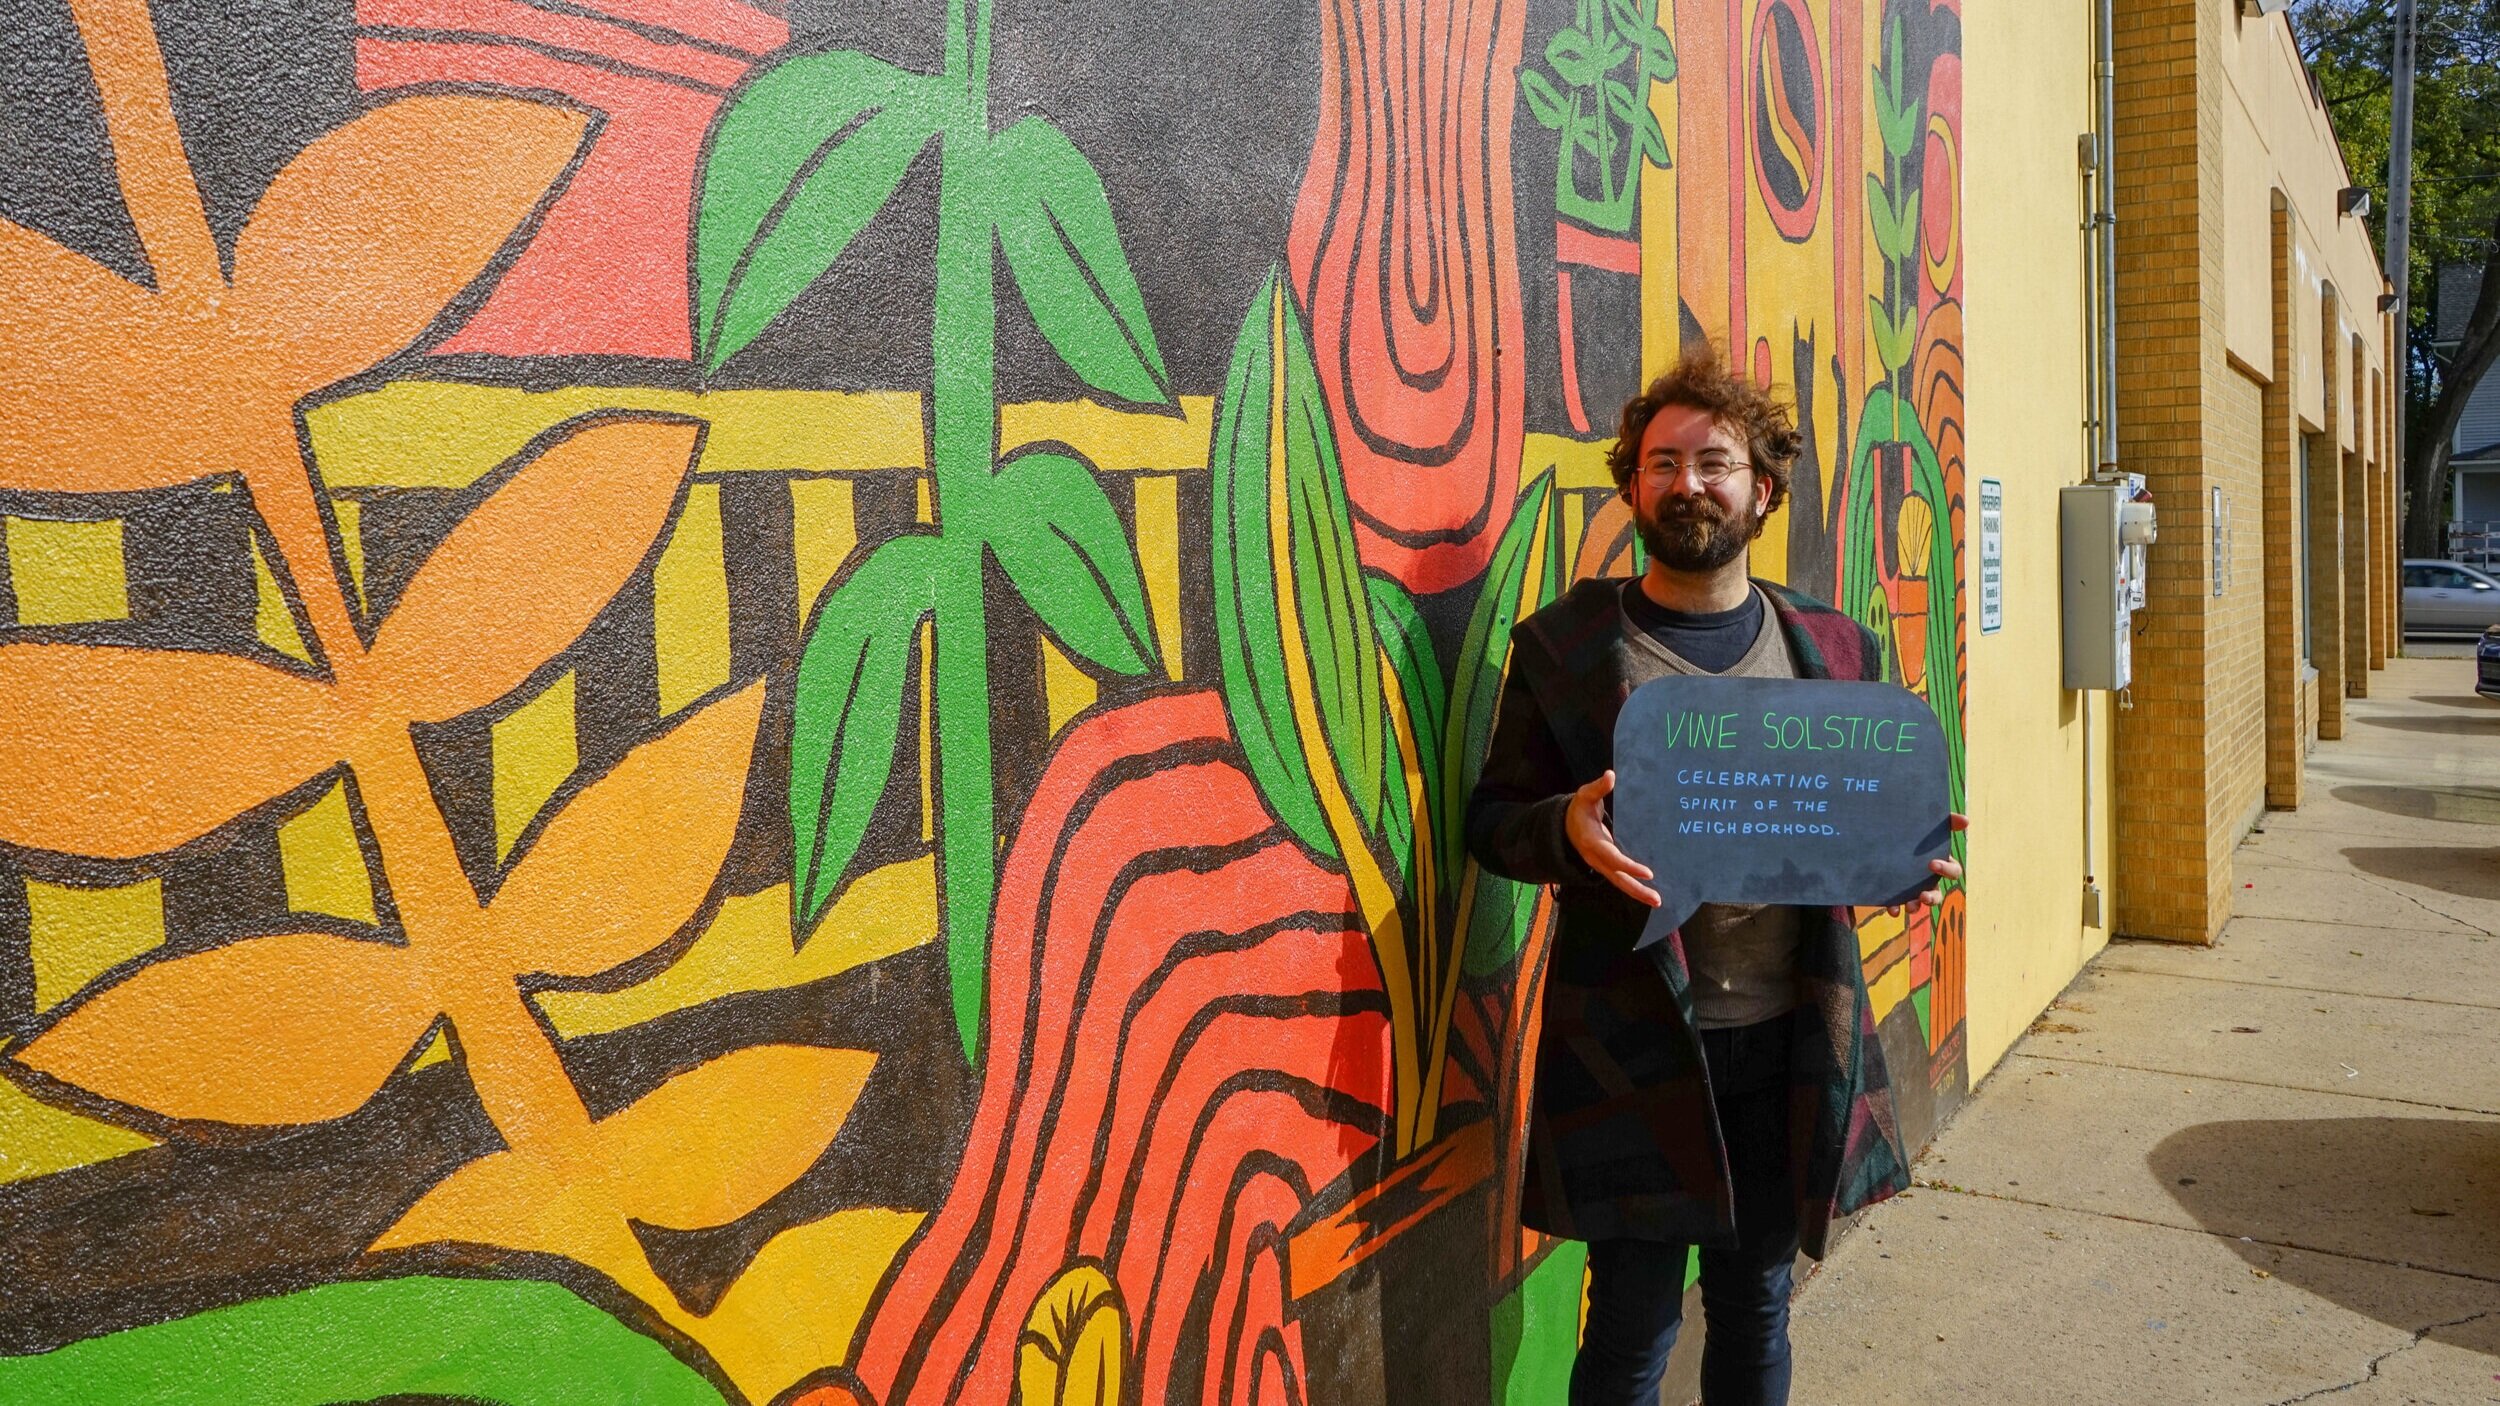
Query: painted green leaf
1608,0,1644,37
1867,295,1915,375
1439,470,1561,893
1870,79,1908,166
696,51,945,368
790,532,942,928
1866,175,1906,262
1455,479,1568,973
1639,104,1671,165
1644,24,1677,83
1520,68,1569,129
1597,30,1633,75
1366,570,1448,895
988,446,1159,676
1548,29,1602,89
1279,289,1388,838
1896,190,1923,264
0,1276,727,1406
989,117,1172,408
1604,77,1639,123
1209,271,1388,859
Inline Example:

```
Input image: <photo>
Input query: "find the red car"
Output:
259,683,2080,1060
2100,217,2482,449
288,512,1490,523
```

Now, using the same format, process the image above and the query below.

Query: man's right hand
1565,770,1661,908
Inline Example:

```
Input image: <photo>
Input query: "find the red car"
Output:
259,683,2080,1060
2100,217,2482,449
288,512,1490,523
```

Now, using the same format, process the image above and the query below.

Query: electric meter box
2061,483,2134,690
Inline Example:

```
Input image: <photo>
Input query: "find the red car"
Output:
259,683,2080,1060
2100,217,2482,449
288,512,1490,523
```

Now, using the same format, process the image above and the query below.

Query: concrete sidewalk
1791,655,2500,1404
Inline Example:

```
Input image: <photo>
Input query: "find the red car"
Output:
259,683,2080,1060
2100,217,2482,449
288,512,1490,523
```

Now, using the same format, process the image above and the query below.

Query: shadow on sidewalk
2353,714,2500,737
2343,845,2500,903
2148,1118,2500,1331
2332,785,2500,826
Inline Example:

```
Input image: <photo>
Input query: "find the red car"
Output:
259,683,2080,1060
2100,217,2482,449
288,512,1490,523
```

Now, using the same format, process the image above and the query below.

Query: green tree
2293,0,2500,553
695,0,1169,1059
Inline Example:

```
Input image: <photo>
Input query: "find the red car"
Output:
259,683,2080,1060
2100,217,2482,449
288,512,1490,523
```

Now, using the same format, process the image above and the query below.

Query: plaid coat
1465,577,1912,1257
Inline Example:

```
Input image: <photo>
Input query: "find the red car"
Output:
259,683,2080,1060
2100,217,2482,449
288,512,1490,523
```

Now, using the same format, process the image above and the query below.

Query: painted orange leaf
364,414,704,723
370,1135,634,1267
609,1044,875,1232
490,681,767,979
0,644,341,859
12,931,431,1125
378,1046,874,1254
226,96,590,392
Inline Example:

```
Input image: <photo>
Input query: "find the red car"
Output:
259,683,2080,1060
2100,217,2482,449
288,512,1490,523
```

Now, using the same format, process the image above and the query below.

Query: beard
1635,492,1759,572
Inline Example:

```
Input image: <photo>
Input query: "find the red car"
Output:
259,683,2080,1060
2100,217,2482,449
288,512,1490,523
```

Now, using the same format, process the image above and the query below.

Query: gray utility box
2061,483,2131,690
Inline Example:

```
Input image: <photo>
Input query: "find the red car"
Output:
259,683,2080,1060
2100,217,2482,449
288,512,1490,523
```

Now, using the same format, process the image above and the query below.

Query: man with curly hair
1467,347,1963,1406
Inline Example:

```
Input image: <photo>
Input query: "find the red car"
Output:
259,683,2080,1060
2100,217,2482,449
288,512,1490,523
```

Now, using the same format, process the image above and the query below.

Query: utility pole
2385,0,2418,532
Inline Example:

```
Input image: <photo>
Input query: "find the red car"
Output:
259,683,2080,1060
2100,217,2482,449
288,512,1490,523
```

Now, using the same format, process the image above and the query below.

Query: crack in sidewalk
2264,1309,2497,1404
2338,870,2500,939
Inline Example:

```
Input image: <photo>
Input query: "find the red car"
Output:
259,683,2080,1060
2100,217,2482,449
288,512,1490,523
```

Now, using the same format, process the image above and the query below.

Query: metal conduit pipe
2081,0,2122,927
2094,0,2121,479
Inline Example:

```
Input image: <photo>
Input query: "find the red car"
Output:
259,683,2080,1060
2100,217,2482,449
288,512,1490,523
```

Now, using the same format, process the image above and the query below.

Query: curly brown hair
1604,345,1802,516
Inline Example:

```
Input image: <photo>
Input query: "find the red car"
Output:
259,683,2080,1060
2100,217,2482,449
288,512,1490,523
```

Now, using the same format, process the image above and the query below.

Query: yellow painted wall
1957,0,2113,1078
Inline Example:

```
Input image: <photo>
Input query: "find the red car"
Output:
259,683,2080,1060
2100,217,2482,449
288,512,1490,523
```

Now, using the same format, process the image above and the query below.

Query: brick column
2367,375,2390,670
2111,0,2220,942
2261,195,2302,810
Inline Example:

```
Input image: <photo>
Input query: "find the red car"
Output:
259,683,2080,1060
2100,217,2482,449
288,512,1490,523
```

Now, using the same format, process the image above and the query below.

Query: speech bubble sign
1611,675,1953,948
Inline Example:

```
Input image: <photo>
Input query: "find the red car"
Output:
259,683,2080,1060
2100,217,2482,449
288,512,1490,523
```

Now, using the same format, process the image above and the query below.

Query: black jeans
1569,1012,1801,1406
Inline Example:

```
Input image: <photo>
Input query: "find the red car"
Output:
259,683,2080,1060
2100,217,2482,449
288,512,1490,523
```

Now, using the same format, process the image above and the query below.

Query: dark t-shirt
1620,580,1766,674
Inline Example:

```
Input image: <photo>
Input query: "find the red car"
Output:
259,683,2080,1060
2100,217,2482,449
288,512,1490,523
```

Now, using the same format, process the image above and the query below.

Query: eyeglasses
1636,453,1751,485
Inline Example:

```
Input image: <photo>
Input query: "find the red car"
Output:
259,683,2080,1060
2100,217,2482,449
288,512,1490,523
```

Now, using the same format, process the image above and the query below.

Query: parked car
2401,558,2500,635
2479,625,2500,699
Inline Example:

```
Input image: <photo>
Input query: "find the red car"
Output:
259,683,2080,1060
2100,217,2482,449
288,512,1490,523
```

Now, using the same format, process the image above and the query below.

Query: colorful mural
0,0,1962,1401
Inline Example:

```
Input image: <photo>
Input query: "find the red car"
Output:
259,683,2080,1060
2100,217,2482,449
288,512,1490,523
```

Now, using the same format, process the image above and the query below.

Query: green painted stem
930,2,1000,1060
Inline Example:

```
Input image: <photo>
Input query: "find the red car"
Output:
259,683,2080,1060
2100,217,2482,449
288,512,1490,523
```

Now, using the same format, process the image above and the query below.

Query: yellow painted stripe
1000,396,1216,471
491,672,577,863
305,383,1223,493
916,618,934,843
27,877,162,1012
7,517,128,625
914,476,933,525
278,780,376,924
303,383,926,491
1038,636,1097,735
251,538,314,663
1524,433,1614,492
0,1077,154,1185
654,483,732,716
789,476,856,630
536,863,935,1039
1132,474,1184,681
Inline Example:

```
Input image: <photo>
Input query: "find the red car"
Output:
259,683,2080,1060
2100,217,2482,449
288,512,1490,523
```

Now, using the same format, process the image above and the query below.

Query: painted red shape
852,690,1392,1406
353,0,788,359
1288,0,1527,595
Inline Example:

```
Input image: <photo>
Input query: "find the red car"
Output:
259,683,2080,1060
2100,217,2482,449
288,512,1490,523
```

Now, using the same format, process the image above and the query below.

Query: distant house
2438,262,2500,540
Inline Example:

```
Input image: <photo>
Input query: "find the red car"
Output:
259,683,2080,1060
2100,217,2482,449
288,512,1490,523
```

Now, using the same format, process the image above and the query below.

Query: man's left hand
1885,812,1969,916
